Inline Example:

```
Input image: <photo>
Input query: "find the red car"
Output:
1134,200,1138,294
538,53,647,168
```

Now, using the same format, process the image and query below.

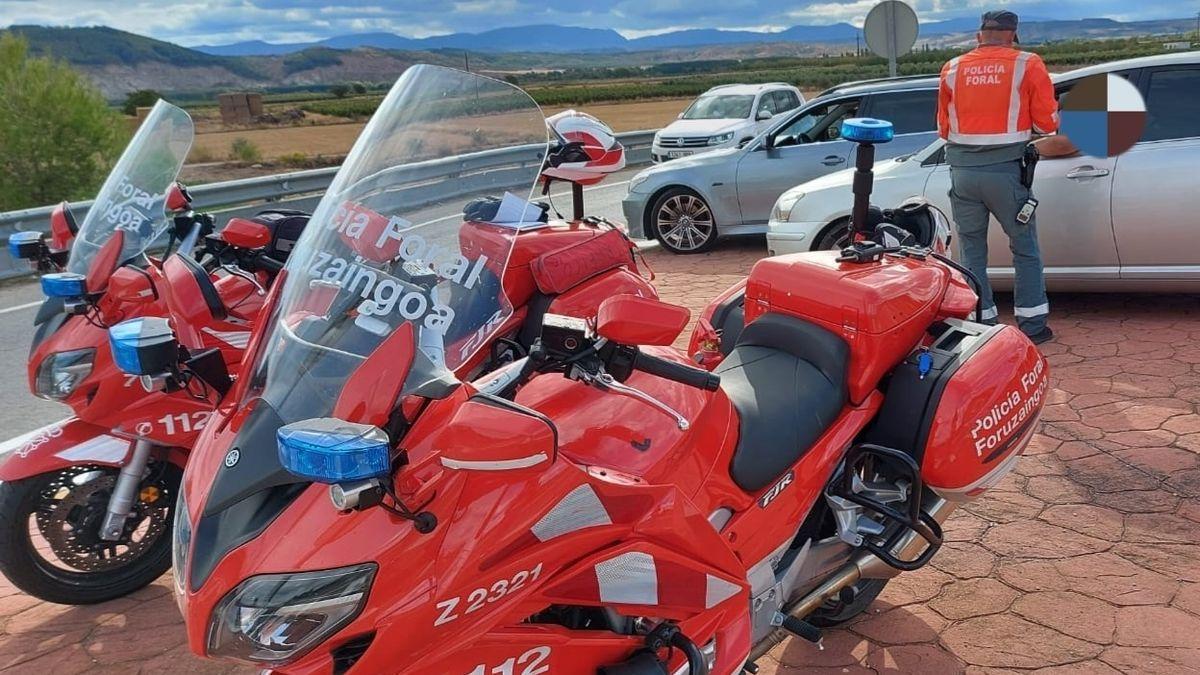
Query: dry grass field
185,89,824,167
188,98,697,163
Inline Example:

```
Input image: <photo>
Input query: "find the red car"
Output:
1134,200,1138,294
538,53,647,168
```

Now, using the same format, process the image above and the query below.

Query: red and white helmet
542,109,625,186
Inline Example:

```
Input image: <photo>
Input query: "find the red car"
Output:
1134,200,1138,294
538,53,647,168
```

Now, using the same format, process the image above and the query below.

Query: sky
1,0,1197,46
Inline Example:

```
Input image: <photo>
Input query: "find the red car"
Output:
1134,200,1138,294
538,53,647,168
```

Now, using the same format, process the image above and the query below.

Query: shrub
0,34,126,211
122,89,164,116
229,137,262,162
276,152,309,167
329,83,351,98
188,145,218,163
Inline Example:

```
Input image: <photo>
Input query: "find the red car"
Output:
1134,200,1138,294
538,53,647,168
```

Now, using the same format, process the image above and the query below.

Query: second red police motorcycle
171,67,1046,673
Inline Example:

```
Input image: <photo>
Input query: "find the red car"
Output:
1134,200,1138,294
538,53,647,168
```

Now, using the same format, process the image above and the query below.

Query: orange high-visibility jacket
937,45,1059,145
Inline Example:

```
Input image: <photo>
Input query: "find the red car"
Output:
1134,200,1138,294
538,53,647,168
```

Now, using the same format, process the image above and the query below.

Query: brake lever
220,264,266,295
575,366,691,430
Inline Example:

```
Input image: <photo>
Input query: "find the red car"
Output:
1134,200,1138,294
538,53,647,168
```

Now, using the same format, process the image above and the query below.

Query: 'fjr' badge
758,471,794,508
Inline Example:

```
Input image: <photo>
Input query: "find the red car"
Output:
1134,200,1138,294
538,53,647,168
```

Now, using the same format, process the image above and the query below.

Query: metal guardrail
0,129,658,279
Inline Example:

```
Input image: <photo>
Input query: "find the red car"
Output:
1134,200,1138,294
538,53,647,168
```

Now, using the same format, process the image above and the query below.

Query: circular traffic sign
863,1,919,62
1059,73,1147,158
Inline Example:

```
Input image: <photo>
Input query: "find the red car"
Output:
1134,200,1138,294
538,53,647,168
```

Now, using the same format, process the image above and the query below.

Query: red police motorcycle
0,101,306,604
170,66,1046,674
0,93,653,605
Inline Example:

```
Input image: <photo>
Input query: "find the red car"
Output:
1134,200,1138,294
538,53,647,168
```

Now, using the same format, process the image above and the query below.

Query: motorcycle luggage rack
827,443,944,572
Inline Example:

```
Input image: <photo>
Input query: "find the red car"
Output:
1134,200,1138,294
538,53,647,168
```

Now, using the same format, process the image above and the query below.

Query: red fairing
921,326,1049,499
84,229,126,294
744,251,953,404
0,418,130,481
333,322,415,427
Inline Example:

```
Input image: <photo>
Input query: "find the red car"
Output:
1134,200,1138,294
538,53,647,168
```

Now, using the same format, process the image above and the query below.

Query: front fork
99,438,155,541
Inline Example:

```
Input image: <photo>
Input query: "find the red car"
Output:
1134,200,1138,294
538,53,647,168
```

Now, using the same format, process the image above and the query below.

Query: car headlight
172,489,192,604
708,131,735,145
628,174,649,194
771,192,806,222
207,563,377,666
34,348,95,400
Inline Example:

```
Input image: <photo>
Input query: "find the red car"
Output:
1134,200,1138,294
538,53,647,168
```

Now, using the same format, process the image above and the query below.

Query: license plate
666,150,692,159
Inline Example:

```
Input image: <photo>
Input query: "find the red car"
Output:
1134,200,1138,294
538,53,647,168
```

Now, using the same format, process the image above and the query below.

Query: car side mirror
595,294,690,346
757,109,774,121
437,398,556,472
677,112,685,119
222,217,272,249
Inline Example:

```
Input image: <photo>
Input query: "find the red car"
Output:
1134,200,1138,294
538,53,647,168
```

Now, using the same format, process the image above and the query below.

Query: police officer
937,10,1059,344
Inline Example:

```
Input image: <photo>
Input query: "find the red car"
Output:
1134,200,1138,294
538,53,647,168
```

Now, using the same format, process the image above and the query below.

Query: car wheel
651,188,718,254
815,219,852,250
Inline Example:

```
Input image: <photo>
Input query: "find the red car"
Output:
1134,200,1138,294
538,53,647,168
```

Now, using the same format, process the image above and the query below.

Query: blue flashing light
277,418,392,484
8,231,44,260
841,118,895,144
41,272,87,298
108,317,177,375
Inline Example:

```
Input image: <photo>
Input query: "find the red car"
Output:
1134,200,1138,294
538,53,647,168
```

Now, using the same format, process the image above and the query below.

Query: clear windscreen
246,65,548,424
66,100,193,276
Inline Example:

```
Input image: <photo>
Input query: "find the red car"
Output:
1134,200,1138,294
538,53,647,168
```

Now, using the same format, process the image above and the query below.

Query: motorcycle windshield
66,100,194,276
245,65,547,424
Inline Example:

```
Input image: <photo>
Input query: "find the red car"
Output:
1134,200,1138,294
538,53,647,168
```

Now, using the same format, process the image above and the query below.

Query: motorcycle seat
714,313,849,493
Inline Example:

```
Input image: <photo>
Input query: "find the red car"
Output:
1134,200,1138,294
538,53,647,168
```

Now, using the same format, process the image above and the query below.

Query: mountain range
196,19,992,55
2,16,1195,99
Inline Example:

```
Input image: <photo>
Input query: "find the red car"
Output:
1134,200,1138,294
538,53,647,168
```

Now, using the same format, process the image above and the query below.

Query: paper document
490,192,545,229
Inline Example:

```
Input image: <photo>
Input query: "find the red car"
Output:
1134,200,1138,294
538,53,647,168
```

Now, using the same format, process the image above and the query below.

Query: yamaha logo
224,448,241,468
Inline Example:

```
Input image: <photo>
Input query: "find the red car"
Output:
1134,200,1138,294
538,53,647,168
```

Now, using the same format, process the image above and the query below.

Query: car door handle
1066,166,1110,180
822,155,846,166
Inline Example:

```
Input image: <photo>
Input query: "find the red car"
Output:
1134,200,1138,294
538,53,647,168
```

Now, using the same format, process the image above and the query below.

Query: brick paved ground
1,237,1198,674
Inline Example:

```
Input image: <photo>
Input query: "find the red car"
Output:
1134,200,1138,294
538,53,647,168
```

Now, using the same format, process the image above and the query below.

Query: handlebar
255,255,284,273
632,349,720,391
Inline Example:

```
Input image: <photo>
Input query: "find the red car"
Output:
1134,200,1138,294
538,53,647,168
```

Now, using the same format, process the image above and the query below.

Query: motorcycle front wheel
0,461,181,604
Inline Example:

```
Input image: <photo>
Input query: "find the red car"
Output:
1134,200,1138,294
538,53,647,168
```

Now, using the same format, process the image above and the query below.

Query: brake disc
33,465,171,573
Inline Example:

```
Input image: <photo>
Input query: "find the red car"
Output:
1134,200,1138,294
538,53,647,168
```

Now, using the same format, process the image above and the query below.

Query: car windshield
682,94,754,120
67,101,193,276
242,65,547,424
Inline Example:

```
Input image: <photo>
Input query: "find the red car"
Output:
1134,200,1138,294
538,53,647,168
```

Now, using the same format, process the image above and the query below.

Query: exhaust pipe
748,496,956,662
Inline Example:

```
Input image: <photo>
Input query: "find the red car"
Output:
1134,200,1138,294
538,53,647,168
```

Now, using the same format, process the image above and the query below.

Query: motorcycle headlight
172,489,192,604
34,348,95,400
708,131,735,145
771,192,806,222
207,563,377,666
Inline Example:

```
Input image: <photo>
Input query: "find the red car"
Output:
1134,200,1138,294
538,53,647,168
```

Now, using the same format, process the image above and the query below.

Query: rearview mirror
222,217,272,249
437,398,556,472
166,182,192,213
595,294,690,346
50,202,78,250
107,266,156,304
756,109,774,121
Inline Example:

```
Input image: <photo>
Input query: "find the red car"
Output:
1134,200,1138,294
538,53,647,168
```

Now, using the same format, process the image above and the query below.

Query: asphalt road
0,167,646,441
